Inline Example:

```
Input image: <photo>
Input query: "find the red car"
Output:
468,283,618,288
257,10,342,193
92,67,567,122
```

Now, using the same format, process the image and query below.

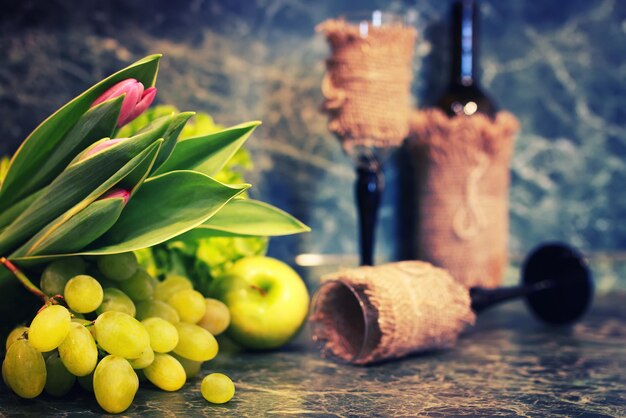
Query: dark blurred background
1,0,625,289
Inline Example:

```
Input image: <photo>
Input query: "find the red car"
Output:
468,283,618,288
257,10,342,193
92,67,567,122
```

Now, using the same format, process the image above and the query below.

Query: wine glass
319,10,417,265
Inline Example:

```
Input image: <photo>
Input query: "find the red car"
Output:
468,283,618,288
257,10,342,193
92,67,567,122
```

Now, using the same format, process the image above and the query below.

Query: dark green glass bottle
436,0,497,118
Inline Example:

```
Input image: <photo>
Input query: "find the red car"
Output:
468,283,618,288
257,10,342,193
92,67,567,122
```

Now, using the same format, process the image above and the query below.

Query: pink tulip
80,138,127,160
100,188,131,205
91,79,157,127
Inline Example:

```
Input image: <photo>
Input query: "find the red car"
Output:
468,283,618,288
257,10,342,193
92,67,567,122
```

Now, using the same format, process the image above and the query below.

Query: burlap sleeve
310,261,475,365
407,109,519,288
317,19,416,151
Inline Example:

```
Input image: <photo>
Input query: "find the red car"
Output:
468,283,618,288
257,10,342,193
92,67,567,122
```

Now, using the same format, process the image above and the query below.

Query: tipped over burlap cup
310,261,476,365
408,109,520,288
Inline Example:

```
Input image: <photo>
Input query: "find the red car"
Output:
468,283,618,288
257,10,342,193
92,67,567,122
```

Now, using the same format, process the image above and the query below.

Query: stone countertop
1,293,625,417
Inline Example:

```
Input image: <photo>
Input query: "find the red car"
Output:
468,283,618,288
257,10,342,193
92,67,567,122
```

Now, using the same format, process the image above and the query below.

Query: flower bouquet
0,54,308,412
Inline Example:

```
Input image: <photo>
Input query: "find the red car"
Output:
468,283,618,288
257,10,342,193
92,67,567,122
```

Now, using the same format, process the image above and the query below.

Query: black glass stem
470,280,554,314
355,165,383,266
469,243,593,325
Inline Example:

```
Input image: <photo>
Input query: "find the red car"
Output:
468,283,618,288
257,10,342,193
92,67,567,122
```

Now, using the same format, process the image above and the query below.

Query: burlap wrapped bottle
310,261,475,365
408,109,519,288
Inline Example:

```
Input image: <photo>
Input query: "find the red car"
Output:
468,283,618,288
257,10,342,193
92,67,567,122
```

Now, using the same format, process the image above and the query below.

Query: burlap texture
310,261,475,365
317,19,416,151
408,109,519,288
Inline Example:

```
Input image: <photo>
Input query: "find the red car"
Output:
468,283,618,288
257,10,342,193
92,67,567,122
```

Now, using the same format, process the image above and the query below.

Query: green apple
209,256,309,350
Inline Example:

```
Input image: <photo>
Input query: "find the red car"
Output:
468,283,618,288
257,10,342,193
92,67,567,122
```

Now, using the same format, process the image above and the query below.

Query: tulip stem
0,257,48,302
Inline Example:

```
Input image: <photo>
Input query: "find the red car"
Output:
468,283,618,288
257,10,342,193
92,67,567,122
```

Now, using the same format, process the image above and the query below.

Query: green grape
167,289,206,324
29,305,71,352
93,355,138,414
201,373,235,404
142,317,179,353
143,353,186,392
64,275,103,313
40,257,86,296
154,274,192,302
58,322,98,376
44,352,76,397
173,322,218,362
147,273,160,289
72,317,91,326
77,372,94,392
97,252,138,281
136,300,180,323
71,318,97,338
96,288,136,316
5,326,28,351
95,311,150,359
128,347,154,370
118,268,154,302
3,339,46,398
94,274,119,290
197,298,231,336
171,353,202,378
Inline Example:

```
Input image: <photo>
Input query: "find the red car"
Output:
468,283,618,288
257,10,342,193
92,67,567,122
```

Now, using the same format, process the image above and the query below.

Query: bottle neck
451,0,479,86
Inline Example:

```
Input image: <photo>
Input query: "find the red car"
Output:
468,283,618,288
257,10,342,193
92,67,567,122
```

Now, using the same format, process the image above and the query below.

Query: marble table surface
1,293,624,417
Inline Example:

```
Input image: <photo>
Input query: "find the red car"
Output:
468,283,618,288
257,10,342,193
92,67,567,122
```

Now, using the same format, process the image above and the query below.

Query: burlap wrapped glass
317,16,417,265
310,261,475,365
318,18,416,151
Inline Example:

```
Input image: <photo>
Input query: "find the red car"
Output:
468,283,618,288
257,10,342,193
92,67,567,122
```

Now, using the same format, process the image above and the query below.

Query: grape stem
36,294,68,313
0,256,47,302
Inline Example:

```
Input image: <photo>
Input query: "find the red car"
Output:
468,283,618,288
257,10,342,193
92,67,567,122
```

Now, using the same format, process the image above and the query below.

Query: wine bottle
436,0,497,117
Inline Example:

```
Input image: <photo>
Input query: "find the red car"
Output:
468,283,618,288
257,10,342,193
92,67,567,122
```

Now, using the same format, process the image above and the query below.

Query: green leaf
0,188,45,230
117,105,180,138
0,121,168,255
177,199,310,240
6,97,124,207
152,121,261,177
72,112,173,165
10,140,162,257
0,55,161,210
9,171,249,262
79,171,248,255
14,198,125,257
117,141,163,197
0,156,10,184
151,111,195,174
179,112,223,139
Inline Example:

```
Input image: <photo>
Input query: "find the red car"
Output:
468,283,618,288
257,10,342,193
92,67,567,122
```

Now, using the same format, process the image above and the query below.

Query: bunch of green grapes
2,253,235,414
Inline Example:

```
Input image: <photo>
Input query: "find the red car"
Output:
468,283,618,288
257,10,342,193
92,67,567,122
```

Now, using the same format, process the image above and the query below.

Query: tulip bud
91,79,157,127
80,138,127,161
100,189,131,205
127,87,157,123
